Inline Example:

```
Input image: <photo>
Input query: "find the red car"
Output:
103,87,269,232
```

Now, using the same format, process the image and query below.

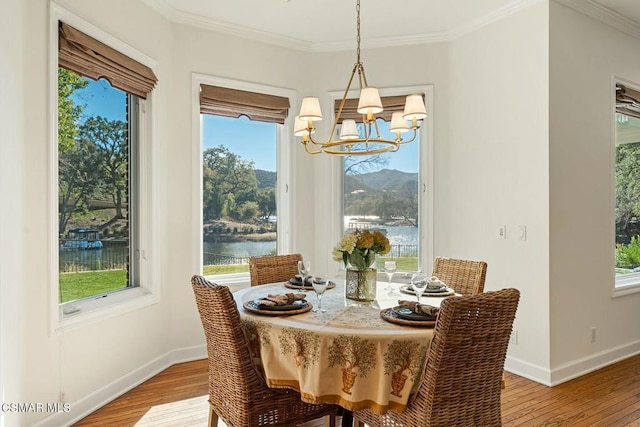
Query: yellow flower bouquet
332,229,391,270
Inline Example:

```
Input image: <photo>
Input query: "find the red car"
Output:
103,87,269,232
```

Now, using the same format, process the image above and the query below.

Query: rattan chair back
191,275,337,426
354,288,520,427
249,253,303,286
432,256,487,295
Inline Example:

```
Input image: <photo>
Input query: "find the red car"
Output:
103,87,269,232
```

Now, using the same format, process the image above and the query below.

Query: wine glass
311,275,329,313
384,261,397,295
411,274,428,303
297,260,311,284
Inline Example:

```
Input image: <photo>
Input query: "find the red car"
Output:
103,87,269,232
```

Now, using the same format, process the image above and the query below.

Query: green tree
257,187,276,221
58,139,105,235
58,68,88,154
616,142,640,242
236,201,259,222
79,117,128,223
202,146,258,221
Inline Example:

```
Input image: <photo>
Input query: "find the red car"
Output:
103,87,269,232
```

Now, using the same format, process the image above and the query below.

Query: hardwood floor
74,355,640,426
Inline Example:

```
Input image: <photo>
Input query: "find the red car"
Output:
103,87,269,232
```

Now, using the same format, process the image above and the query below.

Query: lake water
60,221,419,271
203,223,419,258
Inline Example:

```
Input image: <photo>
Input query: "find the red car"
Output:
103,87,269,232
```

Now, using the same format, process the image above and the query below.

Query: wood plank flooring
74,354,640,426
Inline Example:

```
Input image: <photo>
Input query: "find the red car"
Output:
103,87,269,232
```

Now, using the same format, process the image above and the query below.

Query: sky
73,78,419,173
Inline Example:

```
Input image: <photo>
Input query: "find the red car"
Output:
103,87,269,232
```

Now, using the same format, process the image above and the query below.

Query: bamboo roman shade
200,85,290,124
334,94,424,122
58,22,158,99
616,84,640,120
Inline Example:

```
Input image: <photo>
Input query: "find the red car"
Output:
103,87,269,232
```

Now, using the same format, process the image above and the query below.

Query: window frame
329,85,434,278
612,76,640,297
49,5,159,332
191,74,296,291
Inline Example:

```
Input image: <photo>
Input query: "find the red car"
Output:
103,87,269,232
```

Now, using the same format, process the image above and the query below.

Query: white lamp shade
339,119,359,140
403,94,427,120
357,87,383,115
294,115,313,136
299,97,323,121
389,112,410,133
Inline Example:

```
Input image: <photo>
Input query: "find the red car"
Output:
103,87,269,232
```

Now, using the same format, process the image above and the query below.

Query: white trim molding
555,0,640,40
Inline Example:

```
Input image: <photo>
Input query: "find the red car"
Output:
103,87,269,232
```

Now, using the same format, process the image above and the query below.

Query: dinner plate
289,276,311,286
243,300,313,316
391,306,437,321
399,285,455,297
285,281,336,291
379,308,436,327
253,298,308,311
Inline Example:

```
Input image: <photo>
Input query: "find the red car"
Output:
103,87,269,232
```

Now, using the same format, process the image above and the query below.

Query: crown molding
142,0,546,52
312,32,450,53
141,0,312,51
554,0,640,40
449,0,545,40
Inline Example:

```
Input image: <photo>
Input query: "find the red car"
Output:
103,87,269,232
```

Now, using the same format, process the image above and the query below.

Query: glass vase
345,262,377,301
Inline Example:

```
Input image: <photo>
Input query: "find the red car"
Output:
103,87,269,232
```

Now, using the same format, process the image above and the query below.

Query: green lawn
202,257,419,277
59,270,127,303
59,257,419,303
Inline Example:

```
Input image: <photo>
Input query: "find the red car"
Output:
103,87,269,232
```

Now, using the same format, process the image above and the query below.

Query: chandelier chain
356,0,361,64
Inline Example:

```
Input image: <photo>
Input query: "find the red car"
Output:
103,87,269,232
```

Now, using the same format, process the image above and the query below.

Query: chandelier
294,0,428,156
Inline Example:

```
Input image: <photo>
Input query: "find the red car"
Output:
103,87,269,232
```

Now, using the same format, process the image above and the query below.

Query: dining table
233,277,458,423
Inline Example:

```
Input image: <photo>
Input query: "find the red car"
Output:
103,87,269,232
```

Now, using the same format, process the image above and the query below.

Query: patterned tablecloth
234,281,449,415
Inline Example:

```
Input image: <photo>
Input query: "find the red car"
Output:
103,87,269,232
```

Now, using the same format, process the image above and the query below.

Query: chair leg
208,405,218,426
325,414,337,427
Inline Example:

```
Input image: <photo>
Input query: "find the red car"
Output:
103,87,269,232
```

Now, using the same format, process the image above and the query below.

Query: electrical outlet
498,225,506,240
510,330,518,345
591,327,596,343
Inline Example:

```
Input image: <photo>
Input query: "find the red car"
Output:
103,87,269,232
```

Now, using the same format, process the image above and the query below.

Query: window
614,82,640,290
342,120,421,272
54,17,157,320
338,88,433,275
197,80,293,281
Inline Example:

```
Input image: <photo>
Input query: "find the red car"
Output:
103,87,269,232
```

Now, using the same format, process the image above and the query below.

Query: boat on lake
60,228,104,250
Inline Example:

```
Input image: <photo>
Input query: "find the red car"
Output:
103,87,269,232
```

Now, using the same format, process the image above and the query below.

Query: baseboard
33,344,207,427
504,340,640,387
504,355,552,385
549,340,640,386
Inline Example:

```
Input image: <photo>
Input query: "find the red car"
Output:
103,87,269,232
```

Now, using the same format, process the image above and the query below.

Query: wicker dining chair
431,256,488,296
191,275,338,426
354,288,520,427
249,253,303,286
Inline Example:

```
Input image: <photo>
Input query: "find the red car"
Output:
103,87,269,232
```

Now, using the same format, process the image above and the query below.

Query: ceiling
142,0,640,51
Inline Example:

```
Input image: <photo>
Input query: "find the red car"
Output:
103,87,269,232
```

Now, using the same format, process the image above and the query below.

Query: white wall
4,0,640,425
0,1,28,426
0,0,179,425
549,2,640,382
448,1,551,380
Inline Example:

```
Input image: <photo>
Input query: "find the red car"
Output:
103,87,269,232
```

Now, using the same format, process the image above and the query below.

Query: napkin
256,293,306,308
398,300,439,317
291,275,312,285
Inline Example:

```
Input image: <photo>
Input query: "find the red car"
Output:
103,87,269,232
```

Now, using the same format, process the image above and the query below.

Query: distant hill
345,169,418,193
255,169,276,189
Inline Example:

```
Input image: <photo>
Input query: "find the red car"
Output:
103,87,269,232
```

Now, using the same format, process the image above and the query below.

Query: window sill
56,287,158,332
205,272,250,293
613,273,640,297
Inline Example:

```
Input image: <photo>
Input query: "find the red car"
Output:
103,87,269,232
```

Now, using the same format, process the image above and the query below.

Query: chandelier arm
328,62,361,142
